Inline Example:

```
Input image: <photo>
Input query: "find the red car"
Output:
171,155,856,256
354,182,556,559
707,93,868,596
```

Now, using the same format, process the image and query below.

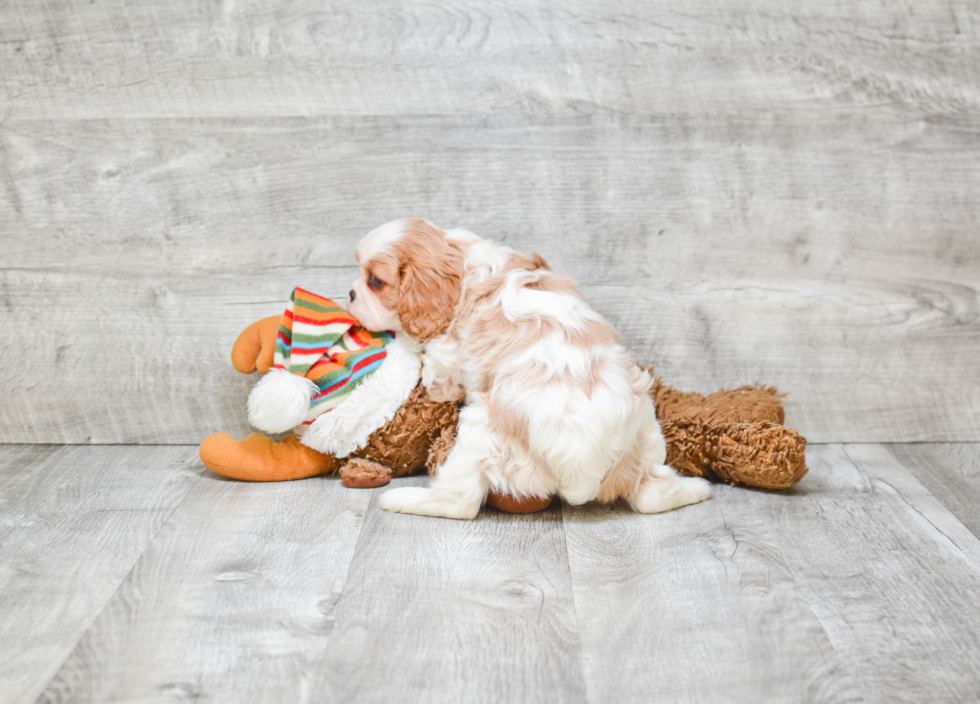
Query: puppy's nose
349,289,356,302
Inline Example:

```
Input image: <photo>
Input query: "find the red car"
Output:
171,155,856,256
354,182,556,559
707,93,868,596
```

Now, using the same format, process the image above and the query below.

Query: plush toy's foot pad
341,458,393,488
788,435,808,485
486,492,554,514
199,433,339,482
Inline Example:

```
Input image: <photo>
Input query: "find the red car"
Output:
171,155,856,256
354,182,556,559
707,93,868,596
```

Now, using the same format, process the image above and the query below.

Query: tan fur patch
367,219,466,341
484,391,531,454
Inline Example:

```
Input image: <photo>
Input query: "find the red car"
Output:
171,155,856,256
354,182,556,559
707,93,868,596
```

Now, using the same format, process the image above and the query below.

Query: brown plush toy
647,371,808,490
199,317,807,512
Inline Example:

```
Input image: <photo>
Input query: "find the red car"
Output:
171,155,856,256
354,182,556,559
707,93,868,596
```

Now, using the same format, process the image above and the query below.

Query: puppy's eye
368,273,385,289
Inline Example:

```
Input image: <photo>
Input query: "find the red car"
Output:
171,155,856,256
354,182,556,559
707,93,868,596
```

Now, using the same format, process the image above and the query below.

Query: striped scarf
274,288,392,424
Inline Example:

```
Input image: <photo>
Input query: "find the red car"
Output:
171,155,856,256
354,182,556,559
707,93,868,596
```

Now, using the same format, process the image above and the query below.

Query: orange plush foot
486,492,554,514
199,432,340,482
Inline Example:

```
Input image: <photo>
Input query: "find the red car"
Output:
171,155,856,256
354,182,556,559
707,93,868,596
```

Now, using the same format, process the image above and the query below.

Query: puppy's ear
396,232,465,341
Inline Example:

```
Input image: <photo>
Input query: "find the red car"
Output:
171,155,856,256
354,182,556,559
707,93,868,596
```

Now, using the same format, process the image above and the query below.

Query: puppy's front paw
633,472,712,514
686,476,713,503
379,487,432,514
379,487,480,520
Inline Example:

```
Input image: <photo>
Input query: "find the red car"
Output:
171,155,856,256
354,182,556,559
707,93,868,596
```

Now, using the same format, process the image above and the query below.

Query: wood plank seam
27,464,209,701
558,501,592,703
841,444,980,576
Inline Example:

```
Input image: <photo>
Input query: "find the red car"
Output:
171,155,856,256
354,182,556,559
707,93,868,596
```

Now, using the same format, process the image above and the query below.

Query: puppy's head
348,218,465,340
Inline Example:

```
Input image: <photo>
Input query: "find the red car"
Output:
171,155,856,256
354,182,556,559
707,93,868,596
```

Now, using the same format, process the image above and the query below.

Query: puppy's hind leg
379,405,492,520
630,464,712,514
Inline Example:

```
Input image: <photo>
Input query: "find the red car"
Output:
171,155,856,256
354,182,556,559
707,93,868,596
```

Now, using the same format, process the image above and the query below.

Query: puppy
348,218,711,519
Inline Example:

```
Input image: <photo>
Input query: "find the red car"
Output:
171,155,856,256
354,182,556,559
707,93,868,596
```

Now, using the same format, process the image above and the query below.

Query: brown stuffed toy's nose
349,289,356,302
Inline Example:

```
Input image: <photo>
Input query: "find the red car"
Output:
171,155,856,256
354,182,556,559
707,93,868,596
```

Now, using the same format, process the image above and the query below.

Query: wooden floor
2,443,979,704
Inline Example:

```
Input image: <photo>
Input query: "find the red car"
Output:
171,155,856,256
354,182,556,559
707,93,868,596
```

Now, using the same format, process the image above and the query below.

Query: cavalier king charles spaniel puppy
348,218,711,519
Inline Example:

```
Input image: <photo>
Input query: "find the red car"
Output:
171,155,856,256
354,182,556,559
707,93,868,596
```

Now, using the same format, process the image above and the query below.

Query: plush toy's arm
300,336,423,457
231,315,281,374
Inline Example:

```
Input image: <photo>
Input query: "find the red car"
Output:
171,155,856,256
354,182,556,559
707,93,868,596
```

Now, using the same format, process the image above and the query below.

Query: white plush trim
247,367,319,434
300,336,422,458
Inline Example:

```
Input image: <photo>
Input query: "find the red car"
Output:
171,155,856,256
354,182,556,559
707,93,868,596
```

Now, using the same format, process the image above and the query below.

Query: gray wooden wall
1,0,978,445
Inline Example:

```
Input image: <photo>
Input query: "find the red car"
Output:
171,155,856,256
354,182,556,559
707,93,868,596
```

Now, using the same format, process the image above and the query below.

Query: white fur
299,336,422,457
247,368,319,434
351,222,711,520
379,403,491,519
347,221,406,332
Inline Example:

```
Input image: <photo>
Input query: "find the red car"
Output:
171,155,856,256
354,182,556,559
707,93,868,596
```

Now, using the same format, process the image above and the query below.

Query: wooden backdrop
1,0,978,444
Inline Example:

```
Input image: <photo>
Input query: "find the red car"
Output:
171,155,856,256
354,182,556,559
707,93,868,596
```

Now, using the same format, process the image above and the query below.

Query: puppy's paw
681,475,713,505
632,472,712,514
379,487,480,520
379,487,432,514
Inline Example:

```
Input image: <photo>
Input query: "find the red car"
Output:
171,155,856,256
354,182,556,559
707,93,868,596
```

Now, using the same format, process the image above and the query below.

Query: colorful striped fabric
273,288,393,423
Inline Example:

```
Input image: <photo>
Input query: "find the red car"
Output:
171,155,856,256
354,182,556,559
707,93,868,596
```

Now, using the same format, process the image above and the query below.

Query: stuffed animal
200,309,459,490
200,310,807,512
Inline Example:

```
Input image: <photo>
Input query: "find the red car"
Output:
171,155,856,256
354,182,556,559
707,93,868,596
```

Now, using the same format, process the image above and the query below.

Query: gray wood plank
886,443,980,541
7,443,980,702
0,445,202,704
761,445,980,703
0,444,60,490
562,485,861,704
2,115,978,444
310,476,586,704
36,464,372,703
1,1,977,119
564,444,980,703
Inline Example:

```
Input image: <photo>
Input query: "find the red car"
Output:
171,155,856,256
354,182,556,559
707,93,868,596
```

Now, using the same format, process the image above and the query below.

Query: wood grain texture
563,444,980,703
1,0,978,119
2,112,978,443
0,445,201,704
5,443,980,702
762,444,980,703
0,443,60,490
562,487,861,704
310,475,586,704
36,469,371,703
885,442,980,542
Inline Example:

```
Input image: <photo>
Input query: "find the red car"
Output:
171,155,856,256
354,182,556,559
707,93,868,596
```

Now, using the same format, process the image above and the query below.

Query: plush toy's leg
485,492,554,513
650,377,786,426
704,423,808,489
230,315,281,374
199,432,340,481
340,458,393,488
701,385,786,424
663,419,808,490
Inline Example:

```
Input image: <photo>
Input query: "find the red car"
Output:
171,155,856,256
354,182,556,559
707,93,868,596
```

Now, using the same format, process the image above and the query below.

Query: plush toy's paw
199,432,339,482
379,487,481,520
486,492,554,514
708,423,808,490
231,315,281,374
341,458,393,488
247,368,318,433
631,469,712,514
